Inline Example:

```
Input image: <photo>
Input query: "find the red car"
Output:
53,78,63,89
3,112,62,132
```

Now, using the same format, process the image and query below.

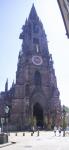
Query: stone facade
0,4,61,130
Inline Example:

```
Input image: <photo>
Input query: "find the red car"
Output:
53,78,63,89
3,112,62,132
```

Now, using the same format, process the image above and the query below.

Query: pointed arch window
34,71,41,86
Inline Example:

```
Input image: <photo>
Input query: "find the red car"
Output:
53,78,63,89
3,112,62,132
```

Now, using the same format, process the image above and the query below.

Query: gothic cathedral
0,4,61,130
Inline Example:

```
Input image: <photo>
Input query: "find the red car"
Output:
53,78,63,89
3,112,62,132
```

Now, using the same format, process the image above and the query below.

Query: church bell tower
11,4,61,130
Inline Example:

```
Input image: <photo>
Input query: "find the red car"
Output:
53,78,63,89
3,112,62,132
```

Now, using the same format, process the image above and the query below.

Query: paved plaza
0,131,69,150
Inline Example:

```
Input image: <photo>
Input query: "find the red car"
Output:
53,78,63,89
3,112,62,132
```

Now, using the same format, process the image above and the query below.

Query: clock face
32,56,43,65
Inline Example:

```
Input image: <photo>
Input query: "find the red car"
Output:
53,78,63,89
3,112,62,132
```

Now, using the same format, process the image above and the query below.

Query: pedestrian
58,126,61,136
32,126,35,134
0,127,1,133
54,125,57,136
37,127,39,136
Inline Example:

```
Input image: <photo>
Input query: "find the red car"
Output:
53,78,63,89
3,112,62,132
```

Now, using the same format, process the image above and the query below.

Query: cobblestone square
0,131,69,150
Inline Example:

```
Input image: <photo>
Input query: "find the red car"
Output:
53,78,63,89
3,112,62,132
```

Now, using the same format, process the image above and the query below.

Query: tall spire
5,78,8,92
29,4,39,21
19,4,48,56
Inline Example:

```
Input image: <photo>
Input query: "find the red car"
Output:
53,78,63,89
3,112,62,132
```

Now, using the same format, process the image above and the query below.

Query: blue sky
0,0,69,106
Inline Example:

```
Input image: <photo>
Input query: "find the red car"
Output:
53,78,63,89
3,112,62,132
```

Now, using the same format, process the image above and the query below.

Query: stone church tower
10,4,61,130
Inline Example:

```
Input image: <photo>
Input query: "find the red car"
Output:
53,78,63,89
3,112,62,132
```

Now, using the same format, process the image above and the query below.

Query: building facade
0,5,61,130
57,0,69,38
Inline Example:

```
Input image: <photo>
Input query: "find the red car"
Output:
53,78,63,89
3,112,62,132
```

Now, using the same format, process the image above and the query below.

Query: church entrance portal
33,103,43,128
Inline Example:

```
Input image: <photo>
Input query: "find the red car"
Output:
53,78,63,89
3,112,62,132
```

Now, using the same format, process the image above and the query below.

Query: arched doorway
33,103,43,128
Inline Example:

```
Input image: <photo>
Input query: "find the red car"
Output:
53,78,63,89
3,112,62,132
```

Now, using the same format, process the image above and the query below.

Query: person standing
32,126,35,134
0,127,1,133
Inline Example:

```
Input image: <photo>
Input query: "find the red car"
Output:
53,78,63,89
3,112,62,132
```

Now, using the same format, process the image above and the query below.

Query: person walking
58,126,61,136
54,126,57,136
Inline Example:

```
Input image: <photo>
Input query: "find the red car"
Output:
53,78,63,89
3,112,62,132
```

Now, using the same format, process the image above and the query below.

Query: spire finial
5,78,8,92
29,4,38,20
